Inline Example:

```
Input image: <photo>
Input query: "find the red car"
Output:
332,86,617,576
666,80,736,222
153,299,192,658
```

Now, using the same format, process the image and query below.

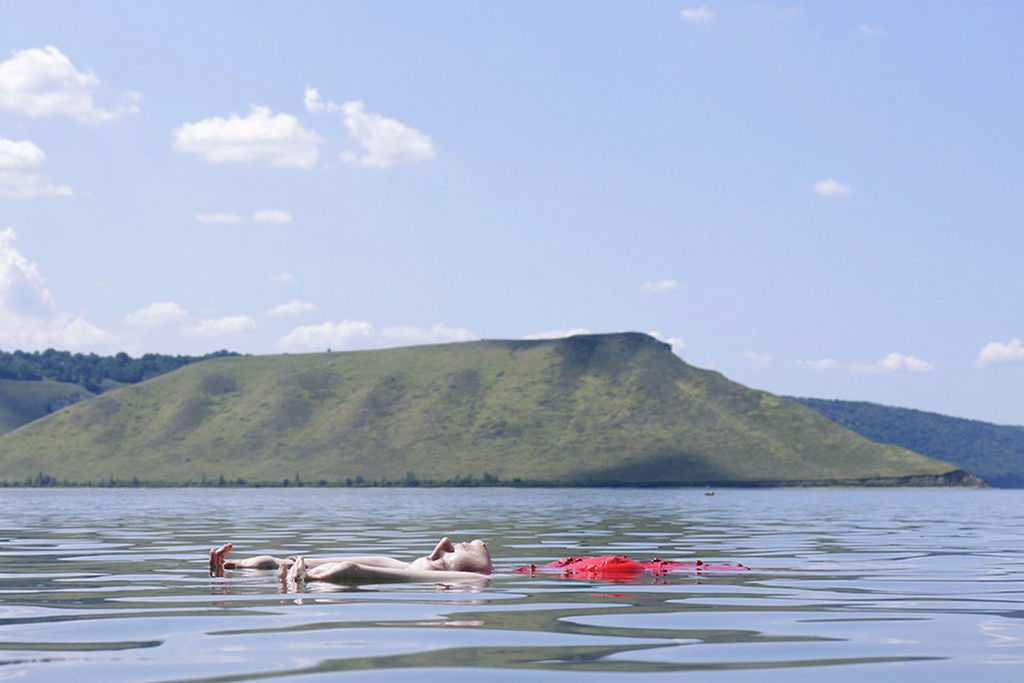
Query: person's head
413,537,492,574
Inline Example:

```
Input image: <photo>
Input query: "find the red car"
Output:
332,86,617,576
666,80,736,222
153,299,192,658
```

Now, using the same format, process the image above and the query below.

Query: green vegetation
789,397,1024,488
0,378,94,435
0,333,970,487
0,348,240,393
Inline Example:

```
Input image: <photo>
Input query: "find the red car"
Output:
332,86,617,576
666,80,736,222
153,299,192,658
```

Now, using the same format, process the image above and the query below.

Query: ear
429,537,455,560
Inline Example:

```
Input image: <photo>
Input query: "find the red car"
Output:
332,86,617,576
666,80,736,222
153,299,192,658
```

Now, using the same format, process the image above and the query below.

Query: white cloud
524,328,592,340
266,299,316,317
276,319,375,350
173,105,322,168
0,135,72,198
741,351,771,370
196,212,243,224
304,87,340,114
0,46,139,123
271,272,296,284
36,313,116,349
641,278,680,292
0,170,73,198
853,352,935,374
380,323,477,344
858,25,885,37
0,137,46,168
124,301,189,327
681,7,714,23
975,339,1024,367
276,320,477,351
181,315,257,338
340,101,435,168
0,227,54,315
814,178,851,196
799,358,839,371
253,209,292,224
649,331,685,356
0,227,114,350
877,352,934,373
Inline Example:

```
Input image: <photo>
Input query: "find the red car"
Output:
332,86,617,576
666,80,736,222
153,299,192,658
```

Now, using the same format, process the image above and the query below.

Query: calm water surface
1,487,1022,681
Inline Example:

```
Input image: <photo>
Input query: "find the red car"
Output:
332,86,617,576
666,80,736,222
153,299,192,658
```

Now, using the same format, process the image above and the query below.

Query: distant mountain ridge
0,333,968,487
789,397,1024,488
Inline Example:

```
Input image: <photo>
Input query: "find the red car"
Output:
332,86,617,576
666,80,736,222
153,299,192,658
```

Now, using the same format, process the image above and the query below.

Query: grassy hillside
0,333,970,486
790,397,1024,488
0,379,94,435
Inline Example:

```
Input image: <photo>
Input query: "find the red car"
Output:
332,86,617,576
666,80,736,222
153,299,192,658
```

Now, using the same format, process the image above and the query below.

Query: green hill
789,397,1024,488
0,333,972,487
0,378,95,435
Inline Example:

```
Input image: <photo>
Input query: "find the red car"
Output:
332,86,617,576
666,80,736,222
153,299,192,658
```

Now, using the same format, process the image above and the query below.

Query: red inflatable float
515,555,749,579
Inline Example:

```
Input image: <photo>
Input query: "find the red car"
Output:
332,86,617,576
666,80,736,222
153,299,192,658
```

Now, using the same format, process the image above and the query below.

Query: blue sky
1,2,1022,425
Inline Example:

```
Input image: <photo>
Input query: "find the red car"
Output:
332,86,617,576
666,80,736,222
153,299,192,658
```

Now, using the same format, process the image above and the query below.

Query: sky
1,1,1022,425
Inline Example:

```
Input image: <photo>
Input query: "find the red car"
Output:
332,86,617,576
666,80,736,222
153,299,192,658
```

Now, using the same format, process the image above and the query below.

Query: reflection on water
1,487,1023,681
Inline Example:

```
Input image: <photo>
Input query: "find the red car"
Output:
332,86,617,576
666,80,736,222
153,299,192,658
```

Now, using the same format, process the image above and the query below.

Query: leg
209,542,289,572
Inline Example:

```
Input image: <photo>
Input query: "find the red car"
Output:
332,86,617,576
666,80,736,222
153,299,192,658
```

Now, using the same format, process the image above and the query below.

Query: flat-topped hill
0,333,971,486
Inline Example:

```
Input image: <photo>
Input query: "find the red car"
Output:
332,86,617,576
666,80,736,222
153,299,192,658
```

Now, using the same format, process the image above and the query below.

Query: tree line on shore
0,348,240,393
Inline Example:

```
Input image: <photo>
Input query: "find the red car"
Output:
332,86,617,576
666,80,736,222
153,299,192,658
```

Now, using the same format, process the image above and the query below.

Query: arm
209,543,290,574
210,544,408,574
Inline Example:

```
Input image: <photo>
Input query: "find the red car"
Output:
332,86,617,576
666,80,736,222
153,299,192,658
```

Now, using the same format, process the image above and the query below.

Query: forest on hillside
0,349,240,393
790,397,1024,487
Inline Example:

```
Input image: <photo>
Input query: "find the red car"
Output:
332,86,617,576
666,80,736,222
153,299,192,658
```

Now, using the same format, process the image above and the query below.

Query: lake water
1,487,1022,681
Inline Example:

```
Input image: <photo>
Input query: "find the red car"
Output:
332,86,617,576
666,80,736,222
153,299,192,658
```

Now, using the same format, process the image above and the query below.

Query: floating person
209,537,492,584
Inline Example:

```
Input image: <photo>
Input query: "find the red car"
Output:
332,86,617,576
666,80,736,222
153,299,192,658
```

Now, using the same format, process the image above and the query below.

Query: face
419,537,492,574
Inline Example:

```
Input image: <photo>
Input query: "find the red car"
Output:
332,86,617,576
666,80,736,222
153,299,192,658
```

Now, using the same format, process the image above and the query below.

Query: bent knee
240,555,283,569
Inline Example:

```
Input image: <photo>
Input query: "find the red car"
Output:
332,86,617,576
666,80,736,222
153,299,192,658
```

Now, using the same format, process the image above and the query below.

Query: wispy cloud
741,351,770,370
307,88,436,168
271,272,295,284
196,212,243,224
524,328,592,340
124,301,189,327
798,358,839,371
265,299,316,317
340,101,436,168
275,320,474,351
641,278,680,292
181,315,257,338
0,46,139,123
852,352,935,374
858,25,885,37
680,7,714,23
814,178,851,196
801,354,934,373
304,87,340,114
380,323,476,344
253,209,292,224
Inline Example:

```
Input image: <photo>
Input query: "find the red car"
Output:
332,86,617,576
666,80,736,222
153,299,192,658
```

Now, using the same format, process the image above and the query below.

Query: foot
209,543,232,575
286,556,308,582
